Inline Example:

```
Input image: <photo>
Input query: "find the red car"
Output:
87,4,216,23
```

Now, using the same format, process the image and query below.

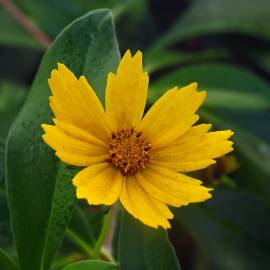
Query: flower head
42,50,233,229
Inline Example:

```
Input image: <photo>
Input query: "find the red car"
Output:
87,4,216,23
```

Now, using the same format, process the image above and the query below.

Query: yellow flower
42,50,233,229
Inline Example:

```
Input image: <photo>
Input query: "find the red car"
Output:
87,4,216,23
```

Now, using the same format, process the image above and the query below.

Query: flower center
107,127,152,176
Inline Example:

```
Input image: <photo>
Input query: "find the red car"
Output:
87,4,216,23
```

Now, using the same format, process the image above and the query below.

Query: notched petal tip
57,62,66,70
206,189,213,199
196,90,207,105
206,123,213,130
41,133,51,147
48,63,67,79
178,82,206,99
79,75,87,81
72,174,79,186
210,159,217,166
179,81,198,91
41,123,50,132
41,134,46,141
52,118,57,124
49,69,58,80
199,89,207,97
200,193,213,202
190,81,198,89
222,130,235,142
134,50,142,56
123,49,132,59
119,49,143,71
133,50,143,65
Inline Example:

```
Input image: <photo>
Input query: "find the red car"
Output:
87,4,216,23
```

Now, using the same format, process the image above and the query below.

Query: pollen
107,127,152,176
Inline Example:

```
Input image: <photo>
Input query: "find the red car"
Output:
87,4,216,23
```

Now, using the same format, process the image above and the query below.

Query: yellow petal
42,124,107,166
138,164,212,207
73,163,123,205
53,119,106,147
120,176,173,229
105,50,149,131
152,125,234,172
48,64,111,142
138,83,205,147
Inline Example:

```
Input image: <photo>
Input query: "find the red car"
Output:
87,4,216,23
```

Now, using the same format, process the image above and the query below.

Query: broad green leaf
118,211,181,270
144,49,230,74
238,45,270,74
0,82,27,139
0,141,12,249
153,0,270,51
63,260,117,270
6,9,120,270
175,188,270,270
148,63,270,110
0,8,40,48
0,190,13,249
0,248,18,270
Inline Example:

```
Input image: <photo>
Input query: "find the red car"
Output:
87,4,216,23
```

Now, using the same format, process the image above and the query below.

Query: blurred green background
0,0,270,269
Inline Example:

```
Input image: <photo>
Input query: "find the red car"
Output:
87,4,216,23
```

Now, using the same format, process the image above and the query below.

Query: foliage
0,0,270,269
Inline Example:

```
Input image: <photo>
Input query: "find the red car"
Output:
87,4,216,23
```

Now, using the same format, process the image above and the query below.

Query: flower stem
92,209,112,259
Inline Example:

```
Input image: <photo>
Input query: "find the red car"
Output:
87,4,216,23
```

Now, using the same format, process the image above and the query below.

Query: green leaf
0,82,27,139
63,260,117,270
6,9,120,270
144,49,230,74
148,63,270,110
0,141,12,249
153,0,270,51
0,248,18,270
118,211,181,270
175,188,270,270
0,191,12,250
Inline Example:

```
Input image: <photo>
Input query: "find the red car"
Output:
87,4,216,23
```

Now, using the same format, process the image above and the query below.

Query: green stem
66,228,94,258
66,209,113,261
92,209,112,259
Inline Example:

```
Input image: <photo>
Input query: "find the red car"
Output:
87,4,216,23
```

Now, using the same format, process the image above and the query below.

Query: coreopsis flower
42,50,233,229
